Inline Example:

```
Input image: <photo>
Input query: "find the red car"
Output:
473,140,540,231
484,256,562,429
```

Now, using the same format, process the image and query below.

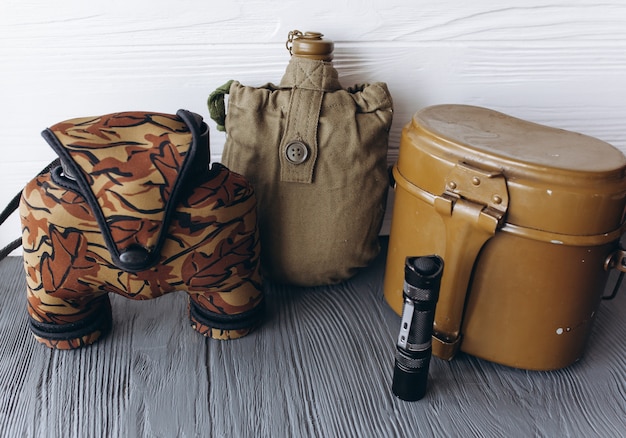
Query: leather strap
0,159,60,262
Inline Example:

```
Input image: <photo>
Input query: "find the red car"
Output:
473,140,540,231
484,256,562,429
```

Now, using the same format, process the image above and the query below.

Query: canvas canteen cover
209,31,393,286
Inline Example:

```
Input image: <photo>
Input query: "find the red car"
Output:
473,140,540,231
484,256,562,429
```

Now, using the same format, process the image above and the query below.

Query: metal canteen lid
286,30,334,61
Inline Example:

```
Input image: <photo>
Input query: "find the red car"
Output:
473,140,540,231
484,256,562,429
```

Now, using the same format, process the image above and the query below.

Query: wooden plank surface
1,240,625,437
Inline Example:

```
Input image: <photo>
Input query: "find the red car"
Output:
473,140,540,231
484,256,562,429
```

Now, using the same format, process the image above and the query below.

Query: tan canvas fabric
215,57,393,286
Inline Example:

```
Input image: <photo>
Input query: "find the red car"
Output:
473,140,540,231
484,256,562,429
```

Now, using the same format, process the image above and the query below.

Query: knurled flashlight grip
392,255,444,401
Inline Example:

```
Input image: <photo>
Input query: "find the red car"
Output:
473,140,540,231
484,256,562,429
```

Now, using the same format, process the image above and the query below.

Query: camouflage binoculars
19,110,264,349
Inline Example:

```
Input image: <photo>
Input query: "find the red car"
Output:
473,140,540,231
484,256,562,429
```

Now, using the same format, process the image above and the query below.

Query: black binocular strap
0,159,60,262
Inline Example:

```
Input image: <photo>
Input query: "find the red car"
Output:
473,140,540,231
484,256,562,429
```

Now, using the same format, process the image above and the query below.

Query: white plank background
2,0,626,250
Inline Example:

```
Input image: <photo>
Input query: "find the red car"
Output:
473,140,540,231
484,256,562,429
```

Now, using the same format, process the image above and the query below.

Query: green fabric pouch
209,47,393,286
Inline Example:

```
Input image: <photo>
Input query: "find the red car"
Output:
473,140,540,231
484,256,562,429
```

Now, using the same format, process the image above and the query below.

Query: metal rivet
472,177,481,186
492,195,503,205
447,181,457,190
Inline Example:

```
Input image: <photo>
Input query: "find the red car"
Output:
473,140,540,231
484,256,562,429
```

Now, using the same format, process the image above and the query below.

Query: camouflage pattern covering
20,110,263,349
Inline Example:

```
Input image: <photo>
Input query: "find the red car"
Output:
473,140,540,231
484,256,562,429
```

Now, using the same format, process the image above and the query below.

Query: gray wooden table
1,239,625,437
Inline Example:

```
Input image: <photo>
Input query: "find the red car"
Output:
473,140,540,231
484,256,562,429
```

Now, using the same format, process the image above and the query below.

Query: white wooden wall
2,0,626,252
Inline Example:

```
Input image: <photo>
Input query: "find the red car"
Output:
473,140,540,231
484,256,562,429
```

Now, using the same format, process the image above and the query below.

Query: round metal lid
413,104,626,174
289,31,334,61
397,104,626,235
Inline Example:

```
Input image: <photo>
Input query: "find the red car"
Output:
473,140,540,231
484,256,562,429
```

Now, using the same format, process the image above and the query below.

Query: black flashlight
392,255,444,401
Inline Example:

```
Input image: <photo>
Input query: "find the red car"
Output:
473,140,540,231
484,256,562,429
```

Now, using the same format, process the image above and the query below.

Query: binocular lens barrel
392,255,444,401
